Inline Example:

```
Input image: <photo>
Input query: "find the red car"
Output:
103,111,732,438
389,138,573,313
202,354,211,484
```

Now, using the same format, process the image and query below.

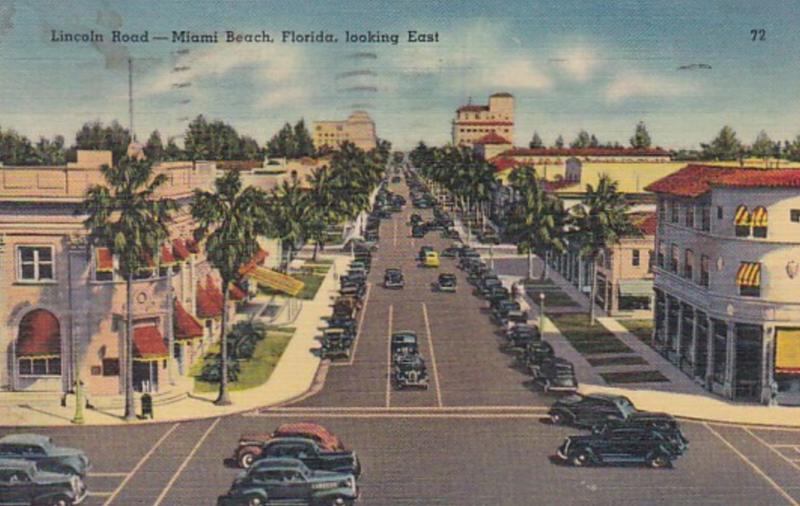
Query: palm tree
269,179,307,270
191,170,270,405
82,157,177,420
571,174,635,325
506,166,566,281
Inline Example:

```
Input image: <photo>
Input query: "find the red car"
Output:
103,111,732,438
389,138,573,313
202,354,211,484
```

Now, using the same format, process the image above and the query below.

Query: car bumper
556,449,568,461
547,384,579,392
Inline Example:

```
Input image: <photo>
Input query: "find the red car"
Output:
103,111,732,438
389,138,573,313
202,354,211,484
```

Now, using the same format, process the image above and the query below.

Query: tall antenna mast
128,57,135,141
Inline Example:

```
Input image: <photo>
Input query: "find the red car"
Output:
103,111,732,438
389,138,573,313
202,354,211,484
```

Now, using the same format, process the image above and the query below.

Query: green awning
618,279,653,297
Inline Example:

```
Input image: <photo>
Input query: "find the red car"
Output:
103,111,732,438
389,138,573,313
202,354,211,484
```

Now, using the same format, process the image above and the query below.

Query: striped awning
133,326,168,361
752,206,768,227
776,329,800,374
96,247,113,273
736,262,761,287
734,205,751,226
246,266,305,296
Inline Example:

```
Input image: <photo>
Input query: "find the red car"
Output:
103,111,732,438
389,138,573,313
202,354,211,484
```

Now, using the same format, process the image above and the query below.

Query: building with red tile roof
452,93,514,147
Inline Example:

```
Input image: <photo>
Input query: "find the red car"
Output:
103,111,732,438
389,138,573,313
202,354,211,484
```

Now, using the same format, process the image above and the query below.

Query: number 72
751,29,766,41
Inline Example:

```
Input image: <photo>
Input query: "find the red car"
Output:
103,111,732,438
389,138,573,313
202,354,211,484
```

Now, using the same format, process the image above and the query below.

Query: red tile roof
173,239,191,261
238,248,268,276
490,157,520,172
133,326,168,359
628,212,657,236
457,104,489,112
196,276,223,319
542,179,579,191
502,147,671,157
174,301,204,340
644,164,800,197
474,132,512,145
17,310,60,357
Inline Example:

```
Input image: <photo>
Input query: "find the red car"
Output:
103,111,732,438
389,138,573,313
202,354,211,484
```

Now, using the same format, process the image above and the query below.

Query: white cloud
478,58,552,90
554,46,599,82
605,71,699,102
258,87,309,108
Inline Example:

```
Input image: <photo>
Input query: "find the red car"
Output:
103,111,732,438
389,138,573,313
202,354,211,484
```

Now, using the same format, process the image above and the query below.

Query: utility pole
128,57,135,141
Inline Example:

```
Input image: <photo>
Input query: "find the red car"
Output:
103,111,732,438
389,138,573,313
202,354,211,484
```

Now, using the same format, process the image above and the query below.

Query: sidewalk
0,254,349,427
494,251,800,427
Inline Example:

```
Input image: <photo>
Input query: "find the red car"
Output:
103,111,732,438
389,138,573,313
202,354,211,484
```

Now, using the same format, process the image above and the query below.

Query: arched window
752,206,768,238
17,309,61,377
734,205,751,237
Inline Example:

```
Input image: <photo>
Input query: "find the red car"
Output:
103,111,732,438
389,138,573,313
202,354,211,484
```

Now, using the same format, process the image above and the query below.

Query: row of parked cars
0,433,90,505
222,423,360,505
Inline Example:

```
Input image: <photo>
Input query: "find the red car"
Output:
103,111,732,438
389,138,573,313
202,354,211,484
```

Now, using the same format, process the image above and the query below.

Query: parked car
217,458,358,506
383,268,405,289
490,300,521,324
417,246,434,262
435,273,457,292
521,340,556,375
411,224,427,238
477,278,502,298
592,413,689,451
441,244,463,258
0,434,90,478
548,393,637,427
253,438,361,478
505,324,540,350
422,251,440,268
391,331,419,358
0,459,87,506
234,423,346,469
326,316,356,335
393,354,429,390
321,329,354,360
487,286,511,305
556,427,684,468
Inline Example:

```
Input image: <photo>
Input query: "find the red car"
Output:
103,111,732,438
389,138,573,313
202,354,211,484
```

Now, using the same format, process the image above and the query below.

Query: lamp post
489,244,494,270
539,292,546,335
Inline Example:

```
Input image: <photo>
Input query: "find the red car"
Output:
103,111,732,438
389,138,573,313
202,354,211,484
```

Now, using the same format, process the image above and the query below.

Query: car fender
31,490,77,506
570,444,600,464
313,486,355,500
236,487,270,502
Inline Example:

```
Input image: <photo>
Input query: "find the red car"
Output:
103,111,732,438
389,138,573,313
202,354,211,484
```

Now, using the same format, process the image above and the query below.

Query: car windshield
616,399,637,417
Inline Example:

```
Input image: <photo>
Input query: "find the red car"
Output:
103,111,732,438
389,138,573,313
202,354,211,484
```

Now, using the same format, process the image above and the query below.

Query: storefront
774,328,800,405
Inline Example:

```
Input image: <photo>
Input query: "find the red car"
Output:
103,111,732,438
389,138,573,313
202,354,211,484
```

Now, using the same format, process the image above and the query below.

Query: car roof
392,330,417,338
265,437,320,446
0,434,51,446
0,459,35,470
627,412,674,421
250,457,307,470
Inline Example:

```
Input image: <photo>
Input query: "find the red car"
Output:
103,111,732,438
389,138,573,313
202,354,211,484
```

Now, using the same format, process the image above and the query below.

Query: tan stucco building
313,111,377,151
452,93,514,147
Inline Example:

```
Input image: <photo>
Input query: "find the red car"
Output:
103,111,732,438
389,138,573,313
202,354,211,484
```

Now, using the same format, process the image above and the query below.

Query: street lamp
489,244,494,270
539,292,546,335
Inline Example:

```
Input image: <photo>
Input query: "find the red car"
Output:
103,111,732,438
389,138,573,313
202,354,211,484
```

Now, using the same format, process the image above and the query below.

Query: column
761,325,775,405
674,302,683,365
723,322,736,399
690,310,699,378
0,235,8,390
705,315,714,389
662,296,671,356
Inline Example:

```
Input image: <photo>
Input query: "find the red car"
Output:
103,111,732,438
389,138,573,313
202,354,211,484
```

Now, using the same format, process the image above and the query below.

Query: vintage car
476,277,502,298
321,329,354,360
0,434,90,478
435,273,457,292
490,300,522,324
383,268,405,289
556,427,684,468
0,459,87,506
424,220,444,232
422,251,440,268
487,286,511,305
533,357,578,393
409,213,423,226
217,458,358,506
349,260,370,274
393,354,429,390
477,230,501,245
340,271,366,286
326,316,356,335
332,298,359,319
442,228,460,240
548,393,638,428
411,224,427,238
391,331,419,359
339,283,366,300
521,340,556,374
506,309,529,326
504,324,540,350
253,438,361,478
234,423,345,469
466,264,490,284
440,244,463,258
416,246,434,262
592,413,689,451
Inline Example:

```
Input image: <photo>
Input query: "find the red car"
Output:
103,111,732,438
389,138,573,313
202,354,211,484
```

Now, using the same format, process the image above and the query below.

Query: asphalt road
6,176,800,505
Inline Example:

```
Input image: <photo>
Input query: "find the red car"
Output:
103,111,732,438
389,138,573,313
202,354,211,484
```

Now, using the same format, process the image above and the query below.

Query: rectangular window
684,250,694,281
791,210,800,222
18,357,60,376
632,249,640,267
717,206,723,220
17,246,55,281
647,250,654,273
685,205,694,228
670,201,679,223
701,206,711,231
657,241,666,268
102,358,120,376
700,255,710,287
670,244,679,273
712,319,727,384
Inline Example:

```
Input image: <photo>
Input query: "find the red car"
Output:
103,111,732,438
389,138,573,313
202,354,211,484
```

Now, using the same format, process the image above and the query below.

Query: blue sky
1,0,799,150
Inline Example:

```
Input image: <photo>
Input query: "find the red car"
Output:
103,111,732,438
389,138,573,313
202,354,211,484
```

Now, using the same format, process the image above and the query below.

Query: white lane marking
331,283,371,367
745,428,800,474
153,417,222,506
89,472,128,477
247,412,549,419
259,405,549,412
103,422,180,506
393,219,398,247
704,423,799,506
88,492,114,497
385,304,394,408
421,302,443,408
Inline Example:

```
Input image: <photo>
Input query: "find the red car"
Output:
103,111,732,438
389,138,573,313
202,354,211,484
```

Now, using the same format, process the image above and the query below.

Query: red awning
173,239,191,261
96,247,113,273
161,245,176,265
196,277,223,319
238,248,268,276
17,310,61,357
133,326,168,360
229,283,248,301
174,301,204,340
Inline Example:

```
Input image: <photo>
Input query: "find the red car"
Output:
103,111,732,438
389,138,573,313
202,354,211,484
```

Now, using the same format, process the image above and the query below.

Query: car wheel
331,496,354,506
246,495,265,506
238,450,258,469
550,411,571,425
50,496,73,506
570,450,592,467
648,453,672,469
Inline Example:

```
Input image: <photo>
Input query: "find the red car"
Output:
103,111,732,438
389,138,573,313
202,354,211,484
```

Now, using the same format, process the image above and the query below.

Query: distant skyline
1,0,799,150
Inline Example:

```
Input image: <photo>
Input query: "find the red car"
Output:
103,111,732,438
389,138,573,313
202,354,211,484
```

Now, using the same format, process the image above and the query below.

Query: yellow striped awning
734,205,751,226
752,206,768,227
736,262,761,287
776,329,800,374
247,266,305,296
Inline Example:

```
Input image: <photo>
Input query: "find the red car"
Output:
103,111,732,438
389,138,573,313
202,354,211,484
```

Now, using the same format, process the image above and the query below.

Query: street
5,178,800,505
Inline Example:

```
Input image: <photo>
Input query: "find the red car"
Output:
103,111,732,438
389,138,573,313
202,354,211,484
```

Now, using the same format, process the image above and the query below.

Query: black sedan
557,427,684,468
383,268,405,289
548,393,637,427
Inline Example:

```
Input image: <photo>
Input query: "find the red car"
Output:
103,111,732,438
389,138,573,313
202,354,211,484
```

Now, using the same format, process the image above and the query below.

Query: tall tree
144,130,164,161
589,134,600,148
529,132,544,149
630,121,652,149
750,130,773,159
570,130,592,149
74,120,132,163
268,179,307,269
571,174,634,325
701,125,742,161
554,135,565,149
293,119,315,157
191,171,270,405
82,157,176,420
164,137,185,161
786,134,800,162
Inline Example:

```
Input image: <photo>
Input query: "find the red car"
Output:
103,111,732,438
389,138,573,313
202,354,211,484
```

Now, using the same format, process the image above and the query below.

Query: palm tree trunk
215,287,232,406
124,273,136,421
527,250,533,281
312,241,319,261
541,249,550,280
589,259,598,326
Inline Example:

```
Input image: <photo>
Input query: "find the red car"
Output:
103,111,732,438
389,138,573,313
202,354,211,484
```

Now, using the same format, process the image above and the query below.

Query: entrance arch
16,309,62,379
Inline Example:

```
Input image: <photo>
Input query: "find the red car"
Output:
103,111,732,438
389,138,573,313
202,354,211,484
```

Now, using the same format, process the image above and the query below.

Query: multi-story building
313,111,377,151
0,150,241,397
452,93,514,147
646,164,800,405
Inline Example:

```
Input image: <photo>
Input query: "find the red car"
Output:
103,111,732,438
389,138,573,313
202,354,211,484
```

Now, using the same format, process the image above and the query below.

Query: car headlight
70,476,81,493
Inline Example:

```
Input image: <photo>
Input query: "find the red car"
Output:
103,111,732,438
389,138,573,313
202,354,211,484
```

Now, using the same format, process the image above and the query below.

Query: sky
0,0,799,150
